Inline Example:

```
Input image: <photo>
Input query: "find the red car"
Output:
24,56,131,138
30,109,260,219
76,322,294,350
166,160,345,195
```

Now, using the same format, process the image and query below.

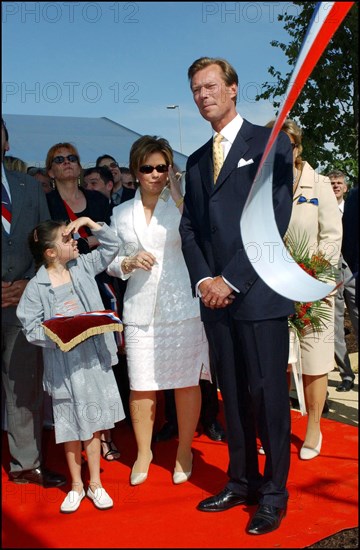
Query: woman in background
268,119,342,460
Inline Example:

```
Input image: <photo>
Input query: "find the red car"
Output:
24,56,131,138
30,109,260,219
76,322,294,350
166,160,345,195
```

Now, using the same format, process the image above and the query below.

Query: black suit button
211,226,217,233
8,240,12,245
8,267,14,272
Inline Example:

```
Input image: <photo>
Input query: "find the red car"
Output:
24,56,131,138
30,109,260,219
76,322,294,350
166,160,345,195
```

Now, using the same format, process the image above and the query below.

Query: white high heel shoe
300,432,322,460
173,454,193,484
130,451,153,485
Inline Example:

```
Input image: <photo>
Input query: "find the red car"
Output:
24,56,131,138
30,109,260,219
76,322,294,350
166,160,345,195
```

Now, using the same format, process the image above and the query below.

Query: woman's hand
168,166,183,210
63,216,101,235
122,251,156,273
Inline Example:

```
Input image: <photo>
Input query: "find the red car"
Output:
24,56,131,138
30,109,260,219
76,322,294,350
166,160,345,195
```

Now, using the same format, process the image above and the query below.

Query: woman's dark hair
129,135,173,179
28,220,66,271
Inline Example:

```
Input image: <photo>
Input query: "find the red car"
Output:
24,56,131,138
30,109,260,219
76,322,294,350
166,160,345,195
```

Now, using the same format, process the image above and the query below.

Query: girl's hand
63,217,101,235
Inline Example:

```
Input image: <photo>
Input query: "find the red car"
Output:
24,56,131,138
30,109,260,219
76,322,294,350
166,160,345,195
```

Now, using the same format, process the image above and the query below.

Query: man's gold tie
213,133,224,183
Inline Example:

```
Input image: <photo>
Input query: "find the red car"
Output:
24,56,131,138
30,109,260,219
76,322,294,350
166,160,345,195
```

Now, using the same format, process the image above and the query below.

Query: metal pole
177,106,183,153
166,105,183,153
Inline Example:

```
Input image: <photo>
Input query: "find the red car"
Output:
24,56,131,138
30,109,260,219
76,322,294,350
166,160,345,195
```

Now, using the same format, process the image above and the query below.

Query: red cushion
42,310,123,352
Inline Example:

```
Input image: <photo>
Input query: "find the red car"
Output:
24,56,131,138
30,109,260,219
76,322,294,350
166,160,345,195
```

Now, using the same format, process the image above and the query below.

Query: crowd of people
1,56,357,534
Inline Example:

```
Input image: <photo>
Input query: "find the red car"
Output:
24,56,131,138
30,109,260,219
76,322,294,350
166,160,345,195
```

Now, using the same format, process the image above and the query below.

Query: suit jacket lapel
198,138,214,195
132,190,168,255
132,192,149,250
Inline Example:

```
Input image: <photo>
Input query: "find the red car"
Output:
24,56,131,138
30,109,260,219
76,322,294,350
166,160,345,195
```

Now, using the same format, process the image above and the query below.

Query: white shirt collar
213,113,243,145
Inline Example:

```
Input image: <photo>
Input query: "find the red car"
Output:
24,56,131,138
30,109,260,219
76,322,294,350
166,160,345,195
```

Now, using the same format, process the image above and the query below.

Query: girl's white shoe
87,487,113,509
60,489,85,513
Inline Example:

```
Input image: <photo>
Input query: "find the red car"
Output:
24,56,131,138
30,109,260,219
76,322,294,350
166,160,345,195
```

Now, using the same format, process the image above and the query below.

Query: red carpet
2,402,358,549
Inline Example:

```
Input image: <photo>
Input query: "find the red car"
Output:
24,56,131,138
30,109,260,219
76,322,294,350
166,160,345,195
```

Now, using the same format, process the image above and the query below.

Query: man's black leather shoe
203,420,226,441
153,422,178,442
9,467,66,488
336,379,355,392
247,504,286,535
197,487,256,512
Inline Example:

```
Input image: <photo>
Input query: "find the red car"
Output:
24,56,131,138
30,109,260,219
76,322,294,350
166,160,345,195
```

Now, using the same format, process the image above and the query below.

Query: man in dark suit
1,118,66,487
179,58,294,535
328,170,357,392
342,186,358,306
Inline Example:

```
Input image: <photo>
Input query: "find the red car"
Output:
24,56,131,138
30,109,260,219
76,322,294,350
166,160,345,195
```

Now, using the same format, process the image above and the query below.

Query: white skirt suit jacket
287,161,343,375
107,189,209,390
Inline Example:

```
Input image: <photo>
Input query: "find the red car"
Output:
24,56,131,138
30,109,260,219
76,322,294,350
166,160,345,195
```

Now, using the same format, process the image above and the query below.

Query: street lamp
166,104,183,153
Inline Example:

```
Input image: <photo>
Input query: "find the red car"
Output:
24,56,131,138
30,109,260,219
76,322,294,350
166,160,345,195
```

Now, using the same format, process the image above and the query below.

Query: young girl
17,217,125,513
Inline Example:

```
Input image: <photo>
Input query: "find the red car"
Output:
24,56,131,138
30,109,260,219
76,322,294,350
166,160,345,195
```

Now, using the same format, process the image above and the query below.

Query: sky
2,1,296,158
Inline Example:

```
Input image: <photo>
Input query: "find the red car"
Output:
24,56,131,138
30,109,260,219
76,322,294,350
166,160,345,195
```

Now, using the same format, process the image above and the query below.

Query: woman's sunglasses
52,154,79,164
139,164,168,174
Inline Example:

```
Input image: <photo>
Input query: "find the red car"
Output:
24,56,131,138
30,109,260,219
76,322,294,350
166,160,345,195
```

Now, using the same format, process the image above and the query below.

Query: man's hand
199,276,235,309
2,280,29,308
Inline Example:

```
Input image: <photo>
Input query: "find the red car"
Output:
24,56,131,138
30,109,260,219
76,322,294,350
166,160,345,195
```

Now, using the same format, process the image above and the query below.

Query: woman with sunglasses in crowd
107,135,210,486
45,143,112,253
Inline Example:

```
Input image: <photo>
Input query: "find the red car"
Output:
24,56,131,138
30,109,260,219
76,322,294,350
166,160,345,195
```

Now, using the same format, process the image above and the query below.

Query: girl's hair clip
33,229,38,242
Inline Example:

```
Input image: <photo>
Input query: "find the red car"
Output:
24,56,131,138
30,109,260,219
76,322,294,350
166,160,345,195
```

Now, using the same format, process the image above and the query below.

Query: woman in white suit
276,120,342,460
107,136,209,485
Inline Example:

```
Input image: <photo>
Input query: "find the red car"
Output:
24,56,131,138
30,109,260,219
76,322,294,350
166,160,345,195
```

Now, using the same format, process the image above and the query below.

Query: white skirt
125,317,210,390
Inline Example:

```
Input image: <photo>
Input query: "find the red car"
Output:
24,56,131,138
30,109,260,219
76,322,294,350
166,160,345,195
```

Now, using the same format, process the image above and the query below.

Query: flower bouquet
284,230,338,415
285,230,337,341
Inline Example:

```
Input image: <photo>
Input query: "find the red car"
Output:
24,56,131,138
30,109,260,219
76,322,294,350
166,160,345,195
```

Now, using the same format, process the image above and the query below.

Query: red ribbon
62,200,88,239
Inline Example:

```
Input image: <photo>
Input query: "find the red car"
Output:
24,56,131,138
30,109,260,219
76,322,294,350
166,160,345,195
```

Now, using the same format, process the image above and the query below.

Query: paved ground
324,359,358,427
289,353,358,428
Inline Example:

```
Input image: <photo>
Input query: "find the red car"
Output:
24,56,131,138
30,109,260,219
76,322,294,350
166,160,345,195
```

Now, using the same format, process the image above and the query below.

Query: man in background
119,166,137,190
27,167,52,194
328,169,358,392
83,166,114,203
2,118,65,488
96,154,135,206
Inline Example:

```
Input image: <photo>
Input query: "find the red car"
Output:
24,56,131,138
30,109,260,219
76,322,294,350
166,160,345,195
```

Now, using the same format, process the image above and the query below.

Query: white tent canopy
3,114,188,170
